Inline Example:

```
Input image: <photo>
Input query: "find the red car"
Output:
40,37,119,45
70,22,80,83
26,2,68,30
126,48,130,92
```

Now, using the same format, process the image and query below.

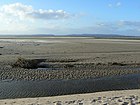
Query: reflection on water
0,74,140,99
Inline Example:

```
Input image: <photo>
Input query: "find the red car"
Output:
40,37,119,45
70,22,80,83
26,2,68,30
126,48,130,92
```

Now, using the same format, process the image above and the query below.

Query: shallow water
0,74,140,99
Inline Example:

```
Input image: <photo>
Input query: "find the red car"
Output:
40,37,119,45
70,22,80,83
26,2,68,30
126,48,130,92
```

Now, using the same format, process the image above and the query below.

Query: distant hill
66,34,124,37
0,34,140,39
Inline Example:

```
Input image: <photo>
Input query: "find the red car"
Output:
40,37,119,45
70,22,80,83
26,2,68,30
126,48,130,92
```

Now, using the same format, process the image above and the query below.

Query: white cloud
0,3,71,21
27,9,70,20
62,21,140,35
35,21,140,35
0,2,74,34
108,4,112,7
116,2,121,7
119,21,140,27
108,2,122,7
0,2,139,36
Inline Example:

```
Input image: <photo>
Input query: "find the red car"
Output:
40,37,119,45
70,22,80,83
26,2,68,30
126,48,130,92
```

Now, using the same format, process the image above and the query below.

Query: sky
0,0,140,35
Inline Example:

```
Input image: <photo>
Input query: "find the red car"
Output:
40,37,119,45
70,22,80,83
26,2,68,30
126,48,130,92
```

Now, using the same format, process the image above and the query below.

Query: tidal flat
1,37,140,99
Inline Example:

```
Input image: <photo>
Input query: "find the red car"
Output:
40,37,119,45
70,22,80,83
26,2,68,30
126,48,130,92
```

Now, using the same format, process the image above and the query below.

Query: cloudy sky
0,0,140,35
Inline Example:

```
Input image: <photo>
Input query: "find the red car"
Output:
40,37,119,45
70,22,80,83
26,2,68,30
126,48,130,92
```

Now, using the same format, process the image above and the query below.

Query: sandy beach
1,89,140,105
1,0,140,104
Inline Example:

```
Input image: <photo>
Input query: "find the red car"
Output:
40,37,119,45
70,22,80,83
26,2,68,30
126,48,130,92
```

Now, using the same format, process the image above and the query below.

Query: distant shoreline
1,35,140,41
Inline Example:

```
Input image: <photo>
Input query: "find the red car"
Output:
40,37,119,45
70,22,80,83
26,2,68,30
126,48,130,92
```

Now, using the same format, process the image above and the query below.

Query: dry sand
0,89,140,105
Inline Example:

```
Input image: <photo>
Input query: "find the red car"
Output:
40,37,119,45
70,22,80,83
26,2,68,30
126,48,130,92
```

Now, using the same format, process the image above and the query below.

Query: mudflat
1,37,140,80
1,37,140,99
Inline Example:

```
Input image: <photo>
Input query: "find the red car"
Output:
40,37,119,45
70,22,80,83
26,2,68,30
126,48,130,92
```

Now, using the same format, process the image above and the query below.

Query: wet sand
1,89,140,105
1,74,140,99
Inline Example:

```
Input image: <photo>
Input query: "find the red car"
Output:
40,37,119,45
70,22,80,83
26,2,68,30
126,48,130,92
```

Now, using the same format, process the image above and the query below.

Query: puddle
37,68,59,70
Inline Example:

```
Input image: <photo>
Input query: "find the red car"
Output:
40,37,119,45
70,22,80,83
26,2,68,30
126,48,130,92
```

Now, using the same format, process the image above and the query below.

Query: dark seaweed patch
12,57,46,69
